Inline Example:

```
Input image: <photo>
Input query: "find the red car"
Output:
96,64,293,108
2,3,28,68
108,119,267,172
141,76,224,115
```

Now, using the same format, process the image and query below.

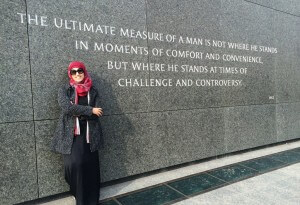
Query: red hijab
68,61,92,140
68,61,92,97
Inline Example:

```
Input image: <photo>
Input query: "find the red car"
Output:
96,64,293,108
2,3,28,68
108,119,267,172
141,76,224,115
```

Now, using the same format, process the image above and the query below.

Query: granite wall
1,0,299,204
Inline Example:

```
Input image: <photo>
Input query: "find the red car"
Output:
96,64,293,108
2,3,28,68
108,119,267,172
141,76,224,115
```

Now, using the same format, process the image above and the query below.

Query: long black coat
51,83,103,154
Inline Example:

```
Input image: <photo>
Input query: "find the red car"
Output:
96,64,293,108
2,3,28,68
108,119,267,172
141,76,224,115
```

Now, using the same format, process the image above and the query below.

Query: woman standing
51,61,103,205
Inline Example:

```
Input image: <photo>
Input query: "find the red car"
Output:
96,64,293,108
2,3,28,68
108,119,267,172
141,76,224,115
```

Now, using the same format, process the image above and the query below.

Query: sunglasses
70,68,84,75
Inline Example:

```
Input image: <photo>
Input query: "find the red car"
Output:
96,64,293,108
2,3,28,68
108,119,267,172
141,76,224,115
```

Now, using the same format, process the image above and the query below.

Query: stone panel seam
0,101,299,125
0,120,37,125
274,7,279,143
275,105,279,142
276,66,280,141
243,0,300,18
224,107,229,152
145,0,151,109
24,0,40,199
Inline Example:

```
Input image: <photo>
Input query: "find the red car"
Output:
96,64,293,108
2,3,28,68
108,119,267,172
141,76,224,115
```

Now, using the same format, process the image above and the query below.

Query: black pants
63,120,100,205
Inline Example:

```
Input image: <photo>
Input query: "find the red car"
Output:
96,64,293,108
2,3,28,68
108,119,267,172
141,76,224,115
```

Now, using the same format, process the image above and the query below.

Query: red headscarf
68,61,92,141
68,61,92,97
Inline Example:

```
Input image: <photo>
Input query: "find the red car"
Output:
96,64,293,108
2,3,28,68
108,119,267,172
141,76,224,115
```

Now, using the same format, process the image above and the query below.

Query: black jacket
51,83,103,154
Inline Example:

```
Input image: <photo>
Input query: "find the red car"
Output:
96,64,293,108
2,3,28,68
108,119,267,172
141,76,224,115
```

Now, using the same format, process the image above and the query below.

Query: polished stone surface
269,151,300,164
273,13,300,103
246,0,300,16
26,0,150,120
146,0,223,111
0,0,33,123
224,104,276,152
276,102,300,142
290,147,300,154
0,122,38,205
207,164,258,182
117,185,184,205
168,173,226,196
145,0,282,111
173,163,300,204
152,108,226,166
35,120,69,197
219,0,276,107
240,156,285,173
99,200,120,205
99,112,167,182
100,108,225,182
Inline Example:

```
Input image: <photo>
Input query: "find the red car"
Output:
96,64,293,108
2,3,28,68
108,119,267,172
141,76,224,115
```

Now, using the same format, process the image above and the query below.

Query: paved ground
173,163,300,205
40,141,300,205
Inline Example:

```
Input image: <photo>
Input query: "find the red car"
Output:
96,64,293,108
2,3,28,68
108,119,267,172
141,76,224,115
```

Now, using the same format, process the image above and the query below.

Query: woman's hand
92,107,103,117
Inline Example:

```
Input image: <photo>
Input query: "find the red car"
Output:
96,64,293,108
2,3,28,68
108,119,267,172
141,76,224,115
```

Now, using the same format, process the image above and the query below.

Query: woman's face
70,67,85,83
